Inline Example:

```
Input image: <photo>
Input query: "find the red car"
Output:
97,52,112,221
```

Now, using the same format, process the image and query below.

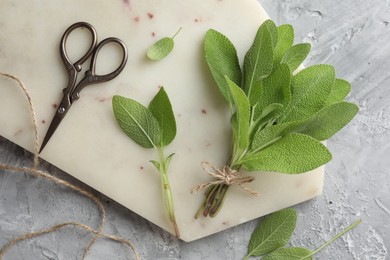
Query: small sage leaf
281,43,311,72
150,160,160,171
294,102,359,141
274,24,294,64
226,76,251,151
165,153,175,170
257,63,292,113
325,78,351,106
147,27,182,61
250,121,302,152
281,64,335,123
246,208,297,257
112,95,161,148
262,247,313,260
204,29,242,102
148,87,177,146
242,133,332,174
243,20,275,95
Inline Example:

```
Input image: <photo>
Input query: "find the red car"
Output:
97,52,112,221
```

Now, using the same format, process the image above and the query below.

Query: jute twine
0,72,141,260
191,161,260,196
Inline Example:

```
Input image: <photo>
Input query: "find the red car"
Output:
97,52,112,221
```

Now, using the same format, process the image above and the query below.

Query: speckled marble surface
0,0,389,259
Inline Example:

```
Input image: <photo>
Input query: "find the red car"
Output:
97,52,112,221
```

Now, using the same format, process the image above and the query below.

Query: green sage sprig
112,87,180,238
244,208,361,259
196,20,359,218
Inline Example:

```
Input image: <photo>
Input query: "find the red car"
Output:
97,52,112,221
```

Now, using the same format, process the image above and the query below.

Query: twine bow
0,72,140,260
191,161,260,196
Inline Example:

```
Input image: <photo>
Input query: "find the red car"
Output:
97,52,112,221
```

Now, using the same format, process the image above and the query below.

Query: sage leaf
248,80,263,106
204,29,242,102
242,133,332,174
257,63,292,111
227,77,251,151
148,87,176,146
325,78,351,106
246,208,297,257
112,95,161,148
250,121,302,152
150,160,160,171
281,64,335,123
274,24,294,64
243,20,275,96
255,103,284,125
262,247,313,260
281,43,311,72
295,102,359,141
147,27,182,61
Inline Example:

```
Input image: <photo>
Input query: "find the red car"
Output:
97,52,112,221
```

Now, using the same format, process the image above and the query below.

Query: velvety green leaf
262,247,313,260
243,20,275,95
242,133,332,174
148,87,176,146
281,43,311,72
255,103,284,124
325,79,351,106
147,28,181,61
248,81,263,105
247,208,297,257
147,37,174,61
112,95,161,148
250,121,302,151
295,102,358,141
204,29,242,102
281,65,335,123
265,20,278,48
257,63,292,112
227,77,251,150
274,24,294,63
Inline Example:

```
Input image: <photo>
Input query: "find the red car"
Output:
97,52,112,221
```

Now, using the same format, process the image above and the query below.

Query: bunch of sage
195,20,358,218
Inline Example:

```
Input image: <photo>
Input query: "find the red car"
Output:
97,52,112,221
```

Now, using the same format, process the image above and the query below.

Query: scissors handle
70,37,128,101
60,22,98,73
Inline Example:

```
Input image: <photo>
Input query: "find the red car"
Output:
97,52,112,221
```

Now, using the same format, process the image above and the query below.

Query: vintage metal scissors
39,22,128,153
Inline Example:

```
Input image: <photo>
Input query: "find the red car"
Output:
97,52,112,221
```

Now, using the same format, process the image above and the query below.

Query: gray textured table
1,0,389,259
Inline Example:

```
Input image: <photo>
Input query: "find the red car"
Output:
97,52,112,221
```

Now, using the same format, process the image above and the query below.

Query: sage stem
157,147,180,238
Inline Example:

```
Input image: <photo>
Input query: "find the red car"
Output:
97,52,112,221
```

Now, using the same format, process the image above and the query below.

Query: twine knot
191,161,260,196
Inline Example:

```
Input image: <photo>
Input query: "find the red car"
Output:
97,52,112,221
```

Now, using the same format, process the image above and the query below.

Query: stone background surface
0,0,389,259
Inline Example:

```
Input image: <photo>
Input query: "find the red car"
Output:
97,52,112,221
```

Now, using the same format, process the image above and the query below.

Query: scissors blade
39,96,71,153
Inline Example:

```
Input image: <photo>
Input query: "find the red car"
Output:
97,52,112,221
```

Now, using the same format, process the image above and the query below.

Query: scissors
39,22,128,153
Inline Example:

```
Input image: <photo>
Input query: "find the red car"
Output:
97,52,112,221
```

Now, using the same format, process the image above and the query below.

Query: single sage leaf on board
226,77,251,151
257,63,292,112
204,29,242,103
147,28,182,61
148,87,177,146
147,37,174,60
112,95,161,148
243,20,275,96
247,208,297,257
242,133,332,174
274,24,294,64
281,64,335,123
325,78,352,106
294,101,359,141
262,247,313,260
281,43,311,72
